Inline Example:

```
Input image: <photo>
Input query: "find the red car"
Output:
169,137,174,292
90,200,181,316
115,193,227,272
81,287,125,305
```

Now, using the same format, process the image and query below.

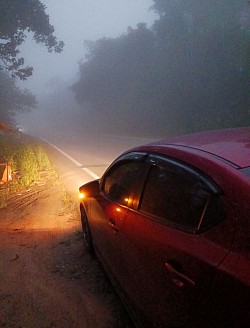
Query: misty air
0,1,250,327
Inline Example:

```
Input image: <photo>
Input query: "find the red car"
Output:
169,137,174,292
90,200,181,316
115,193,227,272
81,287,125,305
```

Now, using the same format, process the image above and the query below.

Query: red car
79,127,250,328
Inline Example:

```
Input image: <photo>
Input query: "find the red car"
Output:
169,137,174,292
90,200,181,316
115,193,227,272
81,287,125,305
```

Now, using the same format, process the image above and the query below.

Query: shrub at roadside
14,146,39,187
0,136,53,207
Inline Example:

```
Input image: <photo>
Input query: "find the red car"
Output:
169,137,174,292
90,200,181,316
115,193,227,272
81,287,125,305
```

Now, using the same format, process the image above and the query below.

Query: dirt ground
0,176,134,327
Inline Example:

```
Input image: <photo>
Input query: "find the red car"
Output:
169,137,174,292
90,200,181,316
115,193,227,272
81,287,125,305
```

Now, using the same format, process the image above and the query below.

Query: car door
89,152,147,279
116,155,236,327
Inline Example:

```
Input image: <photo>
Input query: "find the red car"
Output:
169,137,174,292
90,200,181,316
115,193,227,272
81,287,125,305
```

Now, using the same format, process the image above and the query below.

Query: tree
0,0,64,80
72,24,156,117
150,0,250,132
72,1,249,137
0,71,37,124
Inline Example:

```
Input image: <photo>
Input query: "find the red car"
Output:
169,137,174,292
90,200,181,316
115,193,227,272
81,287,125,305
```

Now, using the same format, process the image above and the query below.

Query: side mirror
79,180,99,199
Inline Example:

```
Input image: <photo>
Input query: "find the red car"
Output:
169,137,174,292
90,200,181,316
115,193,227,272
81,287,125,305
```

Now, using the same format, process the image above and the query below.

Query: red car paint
80,127,250,327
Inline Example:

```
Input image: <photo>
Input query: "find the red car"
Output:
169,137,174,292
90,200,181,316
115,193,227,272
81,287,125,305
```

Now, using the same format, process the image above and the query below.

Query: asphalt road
42,132,156,201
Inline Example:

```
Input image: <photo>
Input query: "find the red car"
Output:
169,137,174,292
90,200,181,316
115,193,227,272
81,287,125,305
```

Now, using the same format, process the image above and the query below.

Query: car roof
142,127,250,168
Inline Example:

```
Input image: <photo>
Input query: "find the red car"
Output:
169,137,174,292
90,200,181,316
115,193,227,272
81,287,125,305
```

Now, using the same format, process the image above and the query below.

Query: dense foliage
72,0,250,136
0,0,64,80
0,70,37,124
0,136,52,207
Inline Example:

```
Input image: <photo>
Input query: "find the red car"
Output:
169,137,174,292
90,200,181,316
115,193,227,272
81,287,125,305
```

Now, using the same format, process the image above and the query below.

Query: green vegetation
0,0,64,126
0,71,37,125
72,0,250,137
0,0,64,80
0,135,54,208
61,189,76,211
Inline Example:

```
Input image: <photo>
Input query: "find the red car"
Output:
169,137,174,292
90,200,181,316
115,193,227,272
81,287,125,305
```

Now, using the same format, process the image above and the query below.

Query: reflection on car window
103,161,143,206
139,163,224,232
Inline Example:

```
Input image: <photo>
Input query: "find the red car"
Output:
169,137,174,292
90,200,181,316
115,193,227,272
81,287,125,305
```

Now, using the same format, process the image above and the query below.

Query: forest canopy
0,71,37,125
72,0,250,137
0,0,64,80
0,0,63,125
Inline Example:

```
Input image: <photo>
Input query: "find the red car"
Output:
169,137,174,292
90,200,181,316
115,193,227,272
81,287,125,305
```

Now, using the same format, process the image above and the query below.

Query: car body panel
112,205,237,327
79,127,250,327
88,195,129,275
143,127,250,168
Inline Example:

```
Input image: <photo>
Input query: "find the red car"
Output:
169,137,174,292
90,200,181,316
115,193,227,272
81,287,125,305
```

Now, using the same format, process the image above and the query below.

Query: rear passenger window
103,161,143,206
139,162,224,232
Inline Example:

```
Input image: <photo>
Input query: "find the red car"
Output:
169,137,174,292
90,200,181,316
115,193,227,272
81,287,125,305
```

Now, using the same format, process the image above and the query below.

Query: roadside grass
0,134,58,208
61,188,76,211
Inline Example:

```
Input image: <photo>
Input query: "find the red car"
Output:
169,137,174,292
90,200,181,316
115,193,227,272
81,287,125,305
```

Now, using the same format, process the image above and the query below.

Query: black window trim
100,152,148,208
146,154,221,195
133,153,224,234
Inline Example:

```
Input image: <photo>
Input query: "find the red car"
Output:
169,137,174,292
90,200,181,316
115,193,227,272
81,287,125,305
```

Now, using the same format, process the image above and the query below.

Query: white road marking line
43,139,100,179
81,167,100,180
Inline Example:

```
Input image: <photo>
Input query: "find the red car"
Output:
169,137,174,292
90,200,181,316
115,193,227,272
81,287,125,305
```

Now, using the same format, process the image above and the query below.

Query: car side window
103,161,143,206
139,162,224,232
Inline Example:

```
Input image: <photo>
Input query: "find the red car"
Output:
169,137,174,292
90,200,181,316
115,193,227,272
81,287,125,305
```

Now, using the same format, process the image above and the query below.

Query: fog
9,1,250,139
18,0,156,95
17,0,157,138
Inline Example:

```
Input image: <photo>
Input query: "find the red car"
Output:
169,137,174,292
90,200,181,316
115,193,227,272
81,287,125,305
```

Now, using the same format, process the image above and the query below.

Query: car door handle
165,260,195,287
108,218,119,232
